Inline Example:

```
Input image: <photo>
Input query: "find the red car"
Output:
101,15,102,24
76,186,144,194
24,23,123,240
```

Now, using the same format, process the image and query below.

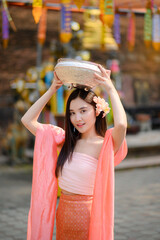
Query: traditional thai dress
26,124,127,240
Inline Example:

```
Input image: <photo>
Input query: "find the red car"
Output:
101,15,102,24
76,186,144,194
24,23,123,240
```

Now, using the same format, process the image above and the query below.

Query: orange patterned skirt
56,192,93,240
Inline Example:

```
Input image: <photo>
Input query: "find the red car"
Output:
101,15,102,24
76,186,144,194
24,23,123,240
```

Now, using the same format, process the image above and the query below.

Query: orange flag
100,0,115,27
38,7,47,45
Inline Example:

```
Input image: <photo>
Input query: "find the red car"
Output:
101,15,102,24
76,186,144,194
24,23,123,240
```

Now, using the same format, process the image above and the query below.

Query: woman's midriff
61,189,80,195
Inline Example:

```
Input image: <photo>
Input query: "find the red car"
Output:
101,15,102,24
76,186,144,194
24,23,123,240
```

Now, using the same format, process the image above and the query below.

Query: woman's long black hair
55,88,107,178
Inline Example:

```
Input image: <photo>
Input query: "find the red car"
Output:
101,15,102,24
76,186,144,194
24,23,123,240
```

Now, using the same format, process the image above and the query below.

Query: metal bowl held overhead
54,58,102,89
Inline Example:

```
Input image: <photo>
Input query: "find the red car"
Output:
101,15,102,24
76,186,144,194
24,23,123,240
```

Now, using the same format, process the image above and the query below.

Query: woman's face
69,97,96,133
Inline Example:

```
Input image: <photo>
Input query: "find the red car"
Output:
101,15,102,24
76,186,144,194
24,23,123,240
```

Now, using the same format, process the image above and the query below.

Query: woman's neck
80,127,98,140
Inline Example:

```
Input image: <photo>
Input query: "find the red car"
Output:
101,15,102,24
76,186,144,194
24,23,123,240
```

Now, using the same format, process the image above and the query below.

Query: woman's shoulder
49,124,65,144
37,124,65,145
40,124,65,134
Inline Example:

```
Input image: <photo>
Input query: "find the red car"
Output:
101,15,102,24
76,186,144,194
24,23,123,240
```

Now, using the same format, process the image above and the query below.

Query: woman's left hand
94,64,114,93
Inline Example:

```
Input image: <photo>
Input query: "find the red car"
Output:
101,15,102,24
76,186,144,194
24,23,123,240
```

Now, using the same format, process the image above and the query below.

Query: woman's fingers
54,71,60,81
52,71,63,91
53,71,58,80
97,64,111,79
106,70,111,78
98,64,107,76
94,72,105,82
54,71,63,84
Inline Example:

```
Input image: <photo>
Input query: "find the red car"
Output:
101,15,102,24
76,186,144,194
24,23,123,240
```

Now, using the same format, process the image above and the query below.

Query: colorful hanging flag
152,10,160,51
2,8,9,48
38,7,47,45
151,0,154,9
73,0,84,9
127,12,135,51
57,87,64,114
60,0,72,43
144,1,152,47
100,0,115,27
99,0,104,13
32,0,43,24
114,12,121,45
2,0,16,31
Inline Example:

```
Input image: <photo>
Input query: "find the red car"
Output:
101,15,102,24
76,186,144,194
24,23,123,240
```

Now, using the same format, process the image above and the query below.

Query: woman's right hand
49,71,63,93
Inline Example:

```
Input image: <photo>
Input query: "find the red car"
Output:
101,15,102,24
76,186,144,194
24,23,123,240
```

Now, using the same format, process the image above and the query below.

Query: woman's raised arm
21,72,63,136
94,65,127,154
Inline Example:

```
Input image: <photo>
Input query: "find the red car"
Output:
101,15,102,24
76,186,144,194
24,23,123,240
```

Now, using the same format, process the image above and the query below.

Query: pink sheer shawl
27,124,127,240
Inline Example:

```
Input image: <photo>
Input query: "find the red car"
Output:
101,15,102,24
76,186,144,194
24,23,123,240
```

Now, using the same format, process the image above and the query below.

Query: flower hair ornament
93,96,111,118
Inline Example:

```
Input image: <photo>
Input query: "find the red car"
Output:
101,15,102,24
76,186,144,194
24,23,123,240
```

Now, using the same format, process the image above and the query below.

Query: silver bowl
54,58,102,89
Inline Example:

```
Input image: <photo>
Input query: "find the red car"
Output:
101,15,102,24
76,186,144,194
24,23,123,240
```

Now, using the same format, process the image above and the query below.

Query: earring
84,87,89,91
68,84,73,90
73,127,76,132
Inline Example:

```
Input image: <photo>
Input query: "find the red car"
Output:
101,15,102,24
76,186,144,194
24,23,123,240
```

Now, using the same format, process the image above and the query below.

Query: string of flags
60,0,72,43
73,0,85,10
1,0,160,51
1,0,16,48
2,0,16,31
144,0,152,48
2,8,9,49
127,11,135,51
38,6,47,45
114,11,121,46
32,0,43,24
100,0,115,28
152,8,160,51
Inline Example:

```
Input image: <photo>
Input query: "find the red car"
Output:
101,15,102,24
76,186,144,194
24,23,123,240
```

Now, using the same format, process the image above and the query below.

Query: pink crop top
58,152,98,195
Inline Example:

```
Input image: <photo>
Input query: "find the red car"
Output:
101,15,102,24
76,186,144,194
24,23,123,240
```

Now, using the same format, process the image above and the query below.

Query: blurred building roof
8,0,160,13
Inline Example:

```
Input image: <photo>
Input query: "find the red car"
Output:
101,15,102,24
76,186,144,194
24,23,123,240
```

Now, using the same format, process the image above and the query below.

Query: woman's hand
49,71,63,93
94,64,115,93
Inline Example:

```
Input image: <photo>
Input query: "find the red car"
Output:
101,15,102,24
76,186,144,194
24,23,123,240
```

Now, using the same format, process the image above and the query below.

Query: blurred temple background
0,1,160,240
0,1,160,165
0,0,160,165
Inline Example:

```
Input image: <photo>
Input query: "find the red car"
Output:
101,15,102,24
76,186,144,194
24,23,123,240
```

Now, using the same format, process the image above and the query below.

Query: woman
22,64,127,240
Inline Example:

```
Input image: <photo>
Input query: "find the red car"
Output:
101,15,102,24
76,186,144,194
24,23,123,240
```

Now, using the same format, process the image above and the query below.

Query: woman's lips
77,123,85,127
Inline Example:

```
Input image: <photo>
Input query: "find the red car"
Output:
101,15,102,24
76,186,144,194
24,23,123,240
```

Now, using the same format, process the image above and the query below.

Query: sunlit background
0,0,160,239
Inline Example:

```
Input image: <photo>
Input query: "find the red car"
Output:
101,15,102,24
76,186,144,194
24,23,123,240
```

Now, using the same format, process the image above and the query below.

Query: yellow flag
32,0,42,23
73,0,84,9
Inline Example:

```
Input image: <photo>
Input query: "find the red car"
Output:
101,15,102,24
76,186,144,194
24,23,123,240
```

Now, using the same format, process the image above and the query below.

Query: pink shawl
27,124,127,240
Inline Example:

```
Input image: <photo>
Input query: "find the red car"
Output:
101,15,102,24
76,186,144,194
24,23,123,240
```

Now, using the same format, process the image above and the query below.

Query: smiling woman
21,62,127,240
55,88,107,178
70,99,96,131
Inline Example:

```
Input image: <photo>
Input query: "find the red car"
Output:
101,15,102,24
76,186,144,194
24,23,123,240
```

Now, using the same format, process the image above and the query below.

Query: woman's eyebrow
70,107,87,111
